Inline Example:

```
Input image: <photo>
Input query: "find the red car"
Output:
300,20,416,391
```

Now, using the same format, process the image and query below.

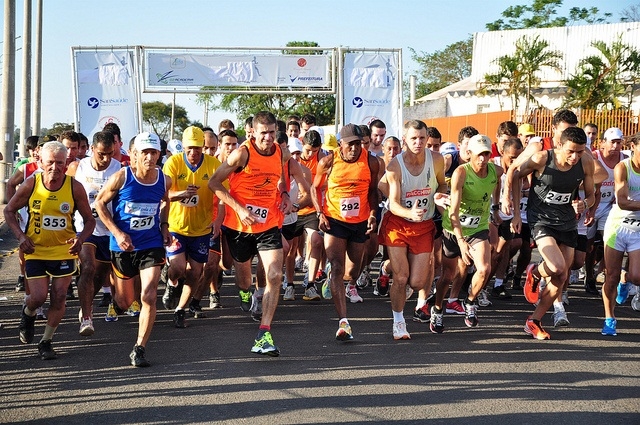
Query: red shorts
378,213,435,255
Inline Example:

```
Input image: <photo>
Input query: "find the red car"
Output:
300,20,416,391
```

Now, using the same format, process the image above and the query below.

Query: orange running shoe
524,263,541,304
524,317,550,340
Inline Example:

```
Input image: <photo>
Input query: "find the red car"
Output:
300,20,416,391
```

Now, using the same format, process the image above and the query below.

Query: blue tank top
110,167,166,252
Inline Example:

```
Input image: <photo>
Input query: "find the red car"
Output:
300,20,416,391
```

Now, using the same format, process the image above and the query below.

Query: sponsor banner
343,52,401,139
74,50,140,139
145,51,331,89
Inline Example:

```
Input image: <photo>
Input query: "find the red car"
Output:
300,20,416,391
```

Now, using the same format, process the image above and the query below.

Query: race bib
620,216,640,231
130,216,154,231
405,196,429,222
460,214,481,228
544,190,571,205
340,196,360,218
180,195,199,207
42,215,67,231
246,204,268,224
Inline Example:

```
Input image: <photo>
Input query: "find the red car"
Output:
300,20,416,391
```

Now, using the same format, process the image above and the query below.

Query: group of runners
5,108,639,366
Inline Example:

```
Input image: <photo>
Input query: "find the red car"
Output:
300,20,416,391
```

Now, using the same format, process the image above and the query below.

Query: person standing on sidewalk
5,141,95,360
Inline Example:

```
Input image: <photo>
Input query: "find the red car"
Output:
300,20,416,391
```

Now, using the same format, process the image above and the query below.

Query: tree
564,35,640,110
213,41,336,125
408,37,472,100
486,0,611,31
478,35,562,114
141,101,191,140
620,3,640,22
46,122,74,137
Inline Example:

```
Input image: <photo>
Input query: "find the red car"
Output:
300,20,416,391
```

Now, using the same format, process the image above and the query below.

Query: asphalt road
0,224,639,424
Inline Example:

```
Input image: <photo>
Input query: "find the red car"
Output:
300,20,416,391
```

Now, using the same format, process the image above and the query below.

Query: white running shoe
405,285,414,300
79,318,94,336
553,309,570,327
392,321,411,340
346,284,363,303
283,285,295,301
632,291,640,311
477,289,492,307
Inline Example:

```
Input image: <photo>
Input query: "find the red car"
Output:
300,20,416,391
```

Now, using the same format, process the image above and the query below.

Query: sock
416,298,427,310
494,278,504,288
339,318,349,326
259,324,270,331
283,279,289,289
392,310,404,322
448,297,457,304
380,263,389,276
102,287,111,294
433,305,442,313
174,307,183,312
24,305,37,317
465,297,473,305
42,324,57,341
553,301,564,312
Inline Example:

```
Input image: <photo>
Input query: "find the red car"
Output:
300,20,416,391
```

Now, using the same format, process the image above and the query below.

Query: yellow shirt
163,153,222,237
25,173,77,260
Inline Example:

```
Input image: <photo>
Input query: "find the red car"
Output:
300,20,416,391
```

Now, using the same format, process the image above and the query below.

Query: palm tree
516,35,563,113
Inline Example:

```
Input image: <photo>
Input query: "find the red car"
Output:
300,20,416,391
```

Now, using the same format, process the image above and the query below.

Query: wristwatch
292,203,300,212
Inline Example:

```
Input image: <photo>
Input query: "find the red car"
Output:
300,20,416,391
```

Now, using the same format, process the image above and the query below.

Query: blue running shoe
616,282,631,305
601,318,617,336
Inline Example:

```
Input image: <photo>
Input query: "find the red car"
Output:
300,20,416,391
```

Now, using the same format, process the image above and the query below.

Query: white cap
467,134,493,155
603,127,623,141
134,132,161,151
440,142,458,155
167,139,183,154
308,125,325,144
287,137,303,154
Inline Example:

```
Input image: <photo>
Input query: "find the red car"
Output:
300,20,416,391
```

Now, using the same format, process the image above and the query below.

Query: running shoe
356,268,372,289
239,290,252,312
130,345,151,367
15,275,25,292
315,270,327,285
553,309,570,327
79,317,94,336
405,285,414,300
173,309,187,328
616,282,631,305
189,303,207,318
477,289,492,307
373,272,390,297
601,318,617,336
524,263,541,304
335,321,354,341
569,269,579,285
322,281,332,299
126,300,141,317
283,285,295,301
346,284,363,303
98,292,112,307
413,304,431,323
562,291,570,306
250,293,263,322
491,285,512,300
162,284,180,310
303,286,321,301
463,299,478,328
19,306,36,344
429,306,444,334
36,306,47,320
524,317,550,340
105,302,119,322
632,291,640,312
445,299,465,315
38,339,57,360
251,331,280,356
209,292,222,309
392,321,411,340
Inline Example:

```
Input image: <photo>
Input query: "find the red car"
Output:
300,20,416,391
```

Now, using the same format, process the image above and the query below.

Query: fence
424,109,640,144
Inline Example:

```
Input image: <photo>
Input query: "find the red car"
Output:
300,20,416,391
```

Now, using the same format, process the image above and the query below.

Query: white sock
553,301,564,312
448,297,457,303
416,298,427,309
392,310,404,322
494,278,504,288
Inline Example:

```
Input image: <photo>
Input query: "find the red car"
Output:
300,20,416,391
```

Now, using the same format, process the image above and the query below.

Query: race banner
73,49,140,140
144,50,332,90
342,51,402,138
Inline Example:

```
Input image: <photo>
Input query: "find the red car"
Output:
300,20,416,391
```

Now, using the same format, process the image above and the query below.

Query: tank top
298,150,320,216
323,148,371,223
25,174,77,260
74,157,121,236
283,160,300,226
18,162,43,232
593,150,624,221
224,140,283,233
491,157,513,220
607,158,640,230
109,167,166,252
442,162,497,237
397,149,438,222
527,150,584,230
164,153,221,237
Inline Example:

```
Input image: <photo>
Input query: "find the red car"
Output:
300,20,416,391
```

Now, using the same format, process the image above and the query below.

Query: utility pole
19,0,32,156
32,0,42,136
1,0,16,203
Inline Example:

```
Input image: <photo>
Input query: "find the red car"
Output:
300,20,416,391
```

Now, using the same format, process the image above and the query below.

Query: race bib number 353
43,215,67,231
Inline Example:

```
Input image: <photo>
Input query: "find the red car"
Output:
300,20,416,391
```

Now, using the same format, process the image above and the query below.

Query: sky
1,0,638,135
